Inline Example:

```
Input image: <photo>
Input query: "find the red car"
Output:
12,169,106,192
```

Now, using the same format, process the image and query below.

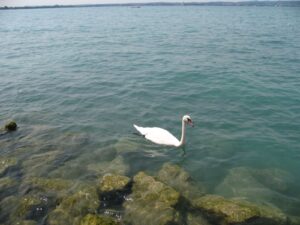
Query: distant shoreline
1,1,300,10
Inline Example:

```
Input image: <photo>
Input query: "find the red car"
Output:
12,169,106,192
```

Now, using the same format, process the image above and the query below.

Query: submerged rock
0,177,17,198
58,186,99,216
4,121,17,132
214,167,300,214
99,174,130,193
252,168,294,193
21,177,72,193
80,214,120,225
157,163,205,200
87,155,129,176
114,137,140,154
46,186,100,225
123,171,180,225
0,157,17,176
193,194,288,225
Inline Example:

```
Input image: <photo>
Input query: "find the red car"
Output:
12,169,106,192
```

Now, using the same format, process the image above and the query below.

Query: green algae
0,157,17,176
87,155,129,177
4,121,17,132
123,171,180,225
80,214,120,225
23,177,72,192
99,174,130,192
193,194,288,225
157,163,205,201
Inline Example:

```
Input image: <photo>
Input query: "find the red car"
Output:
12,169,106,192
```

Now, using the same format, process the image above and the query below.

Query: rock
15,220,38,225
0,157,17,176
4,121,17,132
0,177,17,198
252,168,294,193
15,220,37,225
20,177,73,198
114,137,140,154
12,195,46,220
193,194,288,225
87,155,129,176
46,208,77,225
187,212,211,225
80,214,120,225
214,167,300,214
99,174,130,193
58,186,99,216
123,172,180,225
157,163,205,200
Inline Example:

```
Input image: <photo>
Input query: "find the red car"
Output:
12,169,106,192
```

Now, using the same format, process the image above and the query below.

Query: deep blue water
1,6,300,219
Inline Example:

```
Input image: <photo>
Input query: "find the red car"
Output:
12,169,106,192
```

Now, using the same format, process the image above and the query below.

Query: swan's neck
178,120,186,147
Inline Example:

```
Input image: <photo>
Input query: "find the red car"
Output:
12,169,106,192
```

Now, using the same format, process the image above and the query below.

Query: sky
0,0,258,7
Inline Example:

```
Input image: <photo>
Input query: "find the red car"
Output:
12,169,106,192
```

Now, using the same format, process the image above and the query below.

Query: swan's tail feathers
133,124,147,136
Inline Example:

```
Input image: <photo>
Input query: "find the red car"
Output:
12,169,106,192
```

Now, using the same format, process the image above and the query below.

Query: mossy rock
99,174,130,192
193,195,288,225
22,177,72,193
87,155,129,177
4,121,17,131
123,171,180,225
80,214,120,225
0,177,17,191
58,186,99,217
0,157,17,176
46,208,79,225
14,220,37,225
157,163,205,200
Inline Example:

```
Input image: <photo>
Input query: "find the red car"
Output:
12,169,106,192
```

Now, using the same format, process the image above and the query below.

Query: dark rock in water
80,214,120,225
123,171,180,225
192,194,288,225
4,121,17,132
99,174,130,193
157,163,205,201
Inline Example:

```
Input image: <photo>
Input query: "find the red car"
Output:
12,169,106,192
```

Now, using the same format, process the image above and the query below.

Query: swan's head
183,115,194,127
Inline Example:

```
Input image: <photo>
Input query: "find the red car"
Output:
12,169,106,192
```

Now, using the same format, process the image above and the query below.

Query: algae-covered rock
187,212,211,225
157,163,205,200
99,174,130,192
0,157,17,176
46,208,76,225
15,219,37,225
123,171,180,225
4,121,17,132
12,195,45,220
80,213,120,225
57,186,99,217
193,194,288,225
22,177,72,193
0,177,17,198
87,155,129,176
114,137,140,154
253,168,294,193
215,167,300,214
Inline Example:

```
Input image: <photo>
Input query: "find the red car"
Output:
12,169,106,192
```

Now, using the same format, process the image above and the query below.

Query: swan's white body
133,115,193,147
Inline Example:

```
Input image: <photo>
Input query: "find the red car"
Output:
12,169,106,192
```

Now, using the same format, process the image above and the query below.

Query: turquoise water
1,6,300,221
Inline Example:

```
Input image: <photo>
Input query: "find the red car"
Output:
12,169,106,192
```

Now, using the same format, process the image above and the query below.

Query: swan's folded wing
133,124,148,136
144,127,180,146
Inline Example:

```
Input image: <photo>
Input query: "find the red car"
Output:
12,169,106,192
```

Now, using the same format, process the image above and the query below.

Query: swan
133,115,194,147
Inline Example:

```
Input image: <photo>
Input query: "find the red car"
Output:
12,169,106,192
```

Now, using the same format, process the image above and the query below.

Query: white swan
133,115,193,147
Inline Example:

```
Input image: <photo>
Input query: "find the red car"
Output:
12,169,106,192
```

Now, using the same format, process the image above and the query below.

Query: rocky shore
1,158,299,225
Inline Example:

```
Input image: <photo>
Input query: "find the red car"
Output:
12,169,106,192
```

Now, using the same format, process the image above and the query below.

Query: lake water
0,6,300,223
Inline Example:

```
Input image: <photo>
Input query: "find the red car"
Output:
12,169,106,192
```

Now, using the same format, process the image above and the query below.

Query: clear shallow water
1,6,300,221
